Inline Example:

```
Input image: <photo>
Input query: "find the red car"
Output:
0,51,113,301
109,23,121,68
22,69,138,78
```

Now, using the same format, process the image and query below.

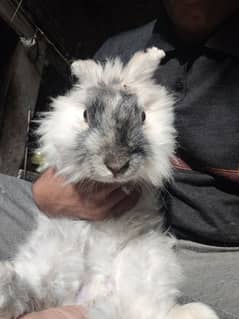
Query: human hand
19,306,87,319
32,168,140,220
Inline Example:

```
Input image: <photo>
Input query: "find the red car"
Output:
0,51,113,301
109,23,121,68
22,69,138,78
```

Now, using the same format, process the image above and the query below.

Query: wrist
32,179,47,213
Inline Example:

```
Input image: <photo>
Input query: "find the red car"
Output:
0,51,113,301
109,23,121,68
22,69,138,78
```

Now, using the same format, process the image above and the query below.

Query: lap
0,174,38,260
177,240,239,319
0,174,238,318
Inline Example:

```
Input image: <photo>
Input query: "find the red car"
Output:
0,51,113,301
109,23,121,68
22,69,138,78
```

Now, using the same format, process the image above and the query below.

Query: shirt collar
152,8,239,58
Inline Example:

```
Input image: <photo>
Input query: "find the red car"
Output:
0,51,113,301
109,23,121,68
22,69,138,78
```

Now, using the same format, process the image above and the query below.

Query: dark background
23,0,161,59
21,0,162,110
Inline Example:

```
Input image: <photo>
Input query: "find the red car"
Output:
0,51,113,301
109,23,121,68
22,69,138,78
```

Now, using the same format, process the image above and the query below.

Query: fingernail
121,186,132,195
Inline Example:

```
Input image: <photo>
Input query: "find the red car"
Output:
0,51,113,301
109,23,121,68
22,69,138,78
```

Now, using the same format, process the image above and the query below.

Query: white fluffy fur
0,48,219,319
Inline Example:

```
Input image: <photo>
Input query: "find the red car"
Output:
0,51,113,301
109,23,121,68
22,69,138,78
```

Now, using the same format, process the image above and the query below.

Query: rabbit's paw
146,47,165,60
168,302,219,319
0,263,29,319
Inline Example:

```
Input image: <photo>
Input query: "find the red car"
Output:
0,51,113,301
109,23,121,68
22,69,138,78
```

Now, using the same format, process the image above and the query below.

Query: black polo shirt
94,11,239,246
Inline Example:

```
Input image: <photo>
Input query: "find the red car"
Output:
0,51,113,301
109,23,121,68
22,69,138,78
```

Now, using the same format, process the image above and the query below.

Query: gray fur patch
72,84,151,181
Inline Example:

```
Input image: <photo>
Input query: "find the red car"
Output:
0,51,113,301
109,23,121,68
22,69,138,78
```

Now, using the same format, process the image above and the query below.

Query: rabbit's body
0,48,219,319
1,189,180,318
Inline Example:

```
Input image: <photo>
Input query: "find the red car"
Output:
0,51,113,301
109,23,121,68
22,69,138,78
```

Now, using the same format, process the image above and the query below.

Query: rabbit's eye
142,111,146,123
83,110,88,122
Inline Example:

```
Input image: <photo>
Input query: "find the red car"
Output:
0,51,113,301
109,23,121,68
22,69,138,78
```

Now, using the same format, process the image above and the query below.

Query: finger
50,306,87,319
78,186,123,211
20,306,87,319
106,187,128,208
81,188,129,220
91,186,139,218
112,189,141,217
76,181,119,199
93,186,137,216
94,183,136,202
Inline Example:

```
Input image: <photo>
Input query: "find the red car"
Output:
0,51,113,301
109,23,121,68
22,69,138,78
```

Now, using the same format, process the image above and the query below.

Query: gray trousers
0,173,238,319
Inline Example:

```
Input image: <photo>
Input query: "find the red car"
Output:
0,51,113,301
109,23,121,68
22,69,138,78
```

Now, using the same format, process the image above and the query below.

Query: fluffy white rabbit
0,47,218,319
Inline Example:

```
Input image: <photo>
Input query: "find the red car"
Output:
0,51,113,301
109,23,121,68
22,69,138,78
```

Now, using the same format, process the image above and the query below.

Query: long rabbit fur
0,47,218,319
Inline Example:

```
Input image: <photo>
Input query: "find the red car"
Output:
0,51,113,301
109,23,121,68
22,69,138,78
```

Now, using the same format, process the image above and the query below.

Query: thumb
19,306,87,319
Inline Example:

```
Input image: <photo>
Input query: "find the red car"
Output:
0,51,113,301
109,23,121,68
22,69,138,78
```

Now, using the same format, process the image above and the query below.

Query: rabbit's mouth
103,158,130,178
90,162,144,185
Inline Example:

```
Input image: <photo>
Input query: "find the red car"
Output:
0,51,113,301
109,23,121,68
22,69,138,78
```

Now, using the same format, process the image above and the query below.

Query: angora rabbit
0,48,218,319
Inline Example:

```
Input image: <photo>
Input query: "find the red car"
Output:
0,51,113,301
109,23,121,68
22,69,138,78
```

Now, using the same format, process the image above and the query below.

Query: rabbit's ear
124,47,165,83
71,59,102,84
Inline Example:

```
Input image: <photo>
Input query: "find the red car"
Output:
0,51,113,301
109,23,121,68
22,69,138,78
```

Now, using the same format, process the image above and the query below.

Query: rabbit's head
38,48,175,187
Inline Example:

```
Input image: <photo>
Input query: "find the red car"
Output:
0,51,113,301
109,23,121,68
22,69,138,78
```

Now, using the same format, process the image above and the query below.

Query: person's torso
94,18,239,246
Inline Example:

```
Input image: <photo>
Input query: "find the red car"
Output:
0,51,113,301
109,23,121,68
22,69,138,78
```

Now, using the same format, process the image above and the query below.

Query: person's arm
32,168,140,220
19,306,87,319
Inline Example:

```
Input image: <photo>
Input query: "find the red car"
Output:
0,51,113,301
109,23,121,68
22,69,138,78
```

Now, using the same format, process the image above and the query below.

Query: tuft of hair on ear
123,47,166,84
71,59,103,85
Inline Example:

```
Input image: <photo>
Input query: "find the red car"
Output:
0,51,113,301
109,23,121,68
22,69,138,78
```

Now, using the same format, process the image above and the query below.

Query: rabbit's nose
104,159,130,176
